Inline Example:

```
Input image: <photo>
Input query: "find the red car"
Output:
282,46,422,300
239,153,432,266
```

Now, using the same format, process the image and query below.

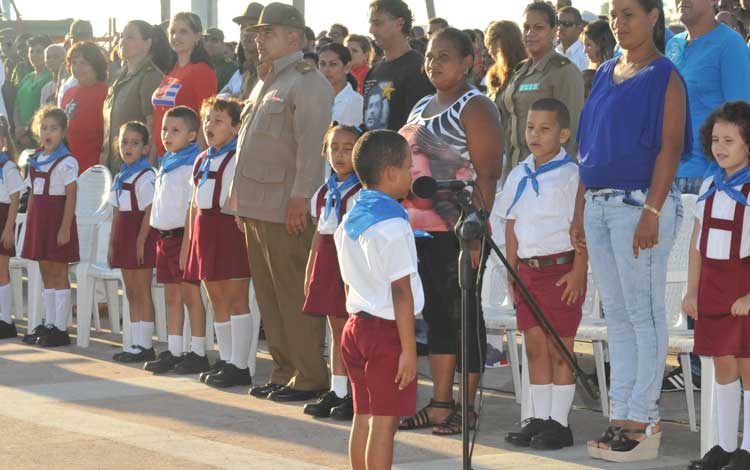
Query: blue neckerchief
158,143,201,181
698,166,750,206
27,144,70,171
0,152,10,183
199,138,237,187
323,173,359,222
344,190,409,239
505,153,576,217
113,157,152,200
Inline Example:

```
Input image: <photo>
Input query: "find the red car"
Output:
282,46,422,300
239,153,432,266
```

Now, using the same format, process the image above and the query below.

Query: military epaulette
295,62,314,74
550,55,571,67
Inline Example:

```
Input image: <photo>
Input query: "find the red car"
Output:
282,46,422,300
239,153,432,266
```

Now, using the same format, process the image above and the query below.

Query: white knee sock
167,335,183,356
742,390,750,451
230,313,251,370
54,289,71,331
550,384,576,427
43,289,55,325
127,321,141,351
0,283,12,323
717,380,741,452
191,336,205,357
214,321,232,361
331,374,348,398
140,321,154,349
531,383,553,420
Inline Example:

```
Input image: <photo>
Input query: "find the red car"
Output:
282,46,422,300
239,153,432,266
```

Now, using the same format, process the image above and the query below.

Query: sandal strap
427,399,456,410
597,425,622,443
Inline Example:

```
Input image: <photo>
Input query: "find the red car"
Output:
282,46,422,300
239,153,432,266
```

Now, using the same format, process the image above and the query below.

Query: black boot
205,363,252,388
505,418,549,447
303,390,346,418
529,419,574,450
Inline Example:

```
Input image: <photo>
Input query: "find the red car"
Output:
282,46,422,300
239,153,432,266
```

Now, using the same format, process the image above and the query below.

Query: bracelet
643,203,662,217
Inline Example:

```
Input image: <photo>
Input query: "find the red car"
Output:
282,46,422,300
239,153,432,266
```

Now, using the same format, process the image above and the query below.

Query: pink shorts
155,235,198,285
341,313,417,417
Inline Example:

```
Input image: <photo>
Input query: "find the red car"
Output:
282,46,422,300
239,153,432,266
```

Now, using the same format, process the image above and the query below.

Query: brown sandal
398,399,455,430
432,405,476,436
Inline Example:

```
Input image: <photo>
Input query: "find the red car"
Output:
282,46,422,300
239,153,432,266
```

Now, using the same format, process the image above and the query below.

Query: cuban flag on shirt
153,78,183,107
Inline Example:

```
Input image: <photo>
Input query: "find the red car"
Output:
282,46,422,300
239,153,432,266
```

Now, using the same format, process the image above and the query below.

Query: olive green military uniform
500,50,584,182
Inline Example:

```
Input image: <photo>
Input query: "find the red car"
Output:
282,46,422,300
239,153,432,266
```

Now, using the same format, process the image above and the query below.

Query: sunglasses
558,21,579,28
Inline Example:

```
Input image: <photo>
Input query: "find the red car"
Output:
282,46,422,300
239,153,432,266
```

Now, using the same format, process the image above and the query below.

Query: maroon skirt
21,194,79,263
694,258,750,358
515,252,584,338
110,210,158,269
184,209,250,282
0,203,15,257
302,234,347,317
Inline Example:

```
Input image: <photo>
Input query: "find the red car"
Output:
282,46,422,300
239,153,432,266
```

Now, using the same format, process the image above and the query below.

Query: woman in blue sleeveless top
573,0,691,463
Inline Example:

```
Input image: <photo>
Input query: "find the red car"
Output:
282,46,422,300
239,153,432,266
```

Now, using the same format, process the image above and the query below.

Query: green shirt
17,69,53,127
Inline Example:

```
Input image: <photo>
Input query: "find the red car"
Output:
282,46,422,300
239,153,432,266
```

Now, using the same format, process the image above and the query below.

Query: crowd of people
0,0,750,469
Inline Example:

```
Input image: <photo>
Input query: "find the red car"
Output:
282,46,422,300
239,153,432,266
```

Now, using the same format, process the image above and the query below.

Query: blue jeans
674,176,703,196
584,187,682,422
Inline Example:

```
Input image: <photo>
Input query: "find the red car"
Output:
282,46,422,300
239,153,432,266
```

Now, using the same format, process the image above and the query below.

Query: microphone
411,176,474,198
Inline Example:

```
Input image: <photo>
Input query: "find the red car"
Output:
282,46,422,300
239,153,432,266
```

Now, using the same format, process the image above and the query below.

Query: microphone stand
453,189,599,470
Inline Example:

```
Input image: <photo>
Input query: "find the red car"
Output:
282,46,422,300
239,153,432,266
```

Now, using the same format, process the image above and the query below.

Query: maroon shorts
515,252,584,338
155,234,198,285
341,314,417,417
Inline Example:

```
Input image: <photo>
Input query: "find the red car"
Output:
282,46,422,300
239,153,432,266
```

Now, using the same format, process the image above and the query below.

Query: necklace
614,49,660,83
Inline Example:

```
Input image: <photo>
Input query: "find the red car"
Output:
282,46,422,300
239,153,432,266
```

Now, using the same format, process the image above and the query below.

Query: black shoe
688,445,733,470
144,351,184,374
173,352,210,375
200,359,227,383
249,382,284,398
205,363,252,388
114,346,156,363
0,320,17,339
662,366,701,392
303,390,346,418
329,394,354,421
529,419,574,450
22,324,52,344
505,418,549,447
268,386,324,403
37,326,71,347
723,449,750,470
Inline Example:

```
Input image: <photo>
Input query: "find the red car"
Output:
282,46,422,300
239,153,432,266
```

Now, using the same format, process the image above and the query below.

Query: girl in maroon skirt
21,106,80,348
0,117,24,340
184,97,252,388
684,102,750,470
108,122,159,363
302,123,363,420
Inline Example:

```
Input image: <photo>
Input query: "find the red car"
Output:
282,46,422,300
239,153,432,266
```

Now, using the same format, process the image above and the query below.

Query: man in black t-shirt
363,0,435,131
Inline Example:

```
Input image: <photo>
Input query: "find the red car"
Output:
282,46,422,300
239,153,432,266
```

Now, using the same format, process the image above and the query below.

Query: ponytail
127,20,175,73
637,0,666,53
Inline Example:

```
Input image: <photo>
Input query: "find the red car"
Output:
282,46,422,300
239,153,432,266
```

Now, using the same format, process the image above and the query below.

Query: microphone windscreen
412,175,437,198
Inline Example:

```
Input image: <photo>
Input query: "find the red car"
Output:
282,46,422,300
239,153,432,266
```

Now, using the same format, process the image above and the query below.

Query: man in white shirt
556,7,589,71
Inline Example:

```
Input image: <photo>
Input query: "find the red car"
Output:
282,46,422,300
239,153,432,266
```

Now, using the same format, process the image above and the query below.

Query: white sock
742,390,750,451
531,383,553,420
43,289,55,325
191,336,206,357
230,313,251,370
717,380,741,452
140,321,154,349
129,320,141,348
550,384,576,427
214,321,232,361
0,283,11,323
54,289,71,331
167,335,183,356
331,374,348,398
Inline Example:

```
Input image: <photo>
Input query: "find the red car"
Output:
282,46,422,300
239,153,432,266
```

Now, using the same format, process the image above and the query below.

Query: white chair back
76,165,112,218
14,213,26,255
665,194,698,331
94,220,112,265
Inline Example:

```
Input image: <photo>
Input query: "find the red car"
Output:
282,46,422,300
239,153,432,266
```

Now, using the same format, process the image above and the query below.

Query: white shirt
27,155,78,196
556,40,589,71
334,218,424,320
57,76,77,107
310,182,359,235
0,162,25,203
332,83,364,126
149,165,192,231
218,70,242,98
497,148,578,258
695,176,750,260
190,151,236,210
108,169,155,212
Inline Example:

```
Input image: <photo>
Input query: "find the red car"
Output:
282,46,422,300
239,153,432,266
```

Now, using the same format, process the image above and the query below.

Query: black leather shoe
529,419,574,450
723,449,750,470
23,324,52,344
249,382,284,398
689,445,732,470
205,363,252,388
505,418,549,447
173,352,210,374
37,326,71,347
303,390,346,418
200,359,227,383
329,394,354,421
144,351,183,374
114,347,156,363
0,320,17,339
268,386,324,403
